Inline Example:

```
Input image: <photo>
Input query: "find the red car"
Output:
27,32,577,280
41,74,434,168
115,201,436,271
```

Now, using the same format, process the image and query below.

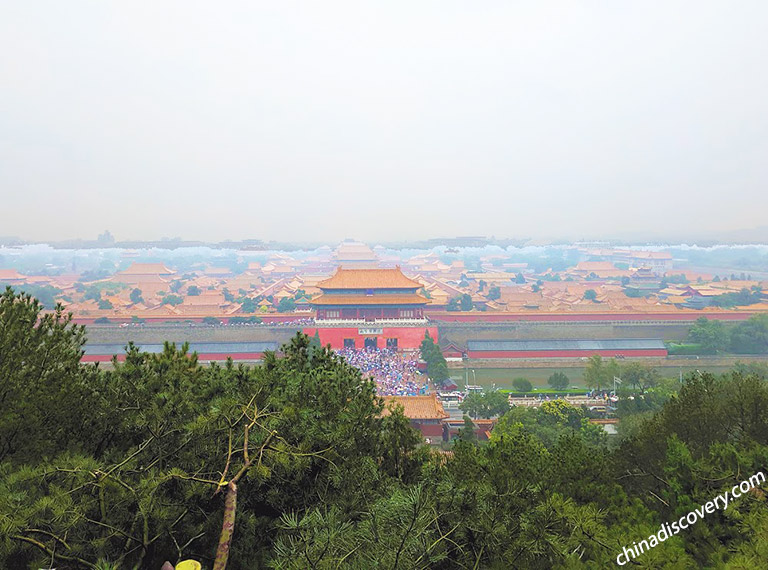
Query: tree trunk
213,481,237,570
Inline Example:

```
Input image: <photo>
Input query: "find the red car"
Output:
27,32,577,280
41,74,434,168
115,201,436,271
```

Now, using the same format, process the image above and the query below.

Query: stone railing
314,318,428,326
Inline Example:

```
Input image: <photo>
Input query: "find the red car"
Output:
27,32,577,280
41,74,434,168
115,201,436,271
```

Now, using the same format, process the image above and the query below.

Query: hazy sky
1,2,767,243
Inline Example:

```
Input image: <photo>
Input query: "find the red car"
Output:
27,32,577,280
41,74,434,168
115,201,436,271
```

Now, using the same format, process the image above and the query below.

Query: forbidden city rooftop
317,266,422,290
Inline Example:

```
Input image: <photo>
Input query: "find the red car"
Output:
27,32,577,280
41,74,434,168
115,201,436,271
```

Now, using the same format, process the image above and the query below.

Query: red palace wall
467,349,668,359
430,312,755,323
72,315,313,325
71,311,760,326
82,352,269,363
303,326,438,350
415,422,444,438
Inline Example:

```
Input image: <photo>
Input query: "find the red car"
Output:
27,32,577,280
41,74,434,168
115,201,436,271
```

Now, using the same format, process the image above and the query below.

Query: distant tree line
686,315,768,354
708,286,763,308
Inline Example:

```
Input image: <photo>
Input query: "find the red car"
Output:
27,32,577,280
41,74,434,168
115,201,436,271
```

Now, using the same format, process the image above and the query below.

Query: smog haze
1,2,767,243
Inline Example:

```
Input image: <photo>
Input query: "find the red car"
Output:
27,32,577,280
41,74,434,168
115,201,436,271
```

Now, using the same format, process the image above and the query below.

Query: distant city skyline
2,3,767,243
4,226,768,247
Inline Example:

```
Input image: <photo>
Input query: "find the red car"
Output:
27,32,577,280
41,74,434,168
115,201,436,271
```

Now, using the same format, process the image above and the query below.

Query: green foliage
709,287,762,308
0,283,62,308
621,361,659,393
240,297,258,313
83,281,126,303
583,354,619,391
457,415,477,443
459,293,473,311
0,321,425,569
420,332,449,381
730,314,768,354
624,287,645,298
615,382,675,427
459,391,510,419
548,371,570,391
615,371,768,565
129,287,143,304
84,286,102,301
187,284,201,296
493,400,607,450
732,360,768,378
583,289,597,301
3,286,768,569
277,297,296,312
688,316,730,354
666,342,703,355
80,268,110,281
515,272,526,284
202,316,221,325
272,483,463,569
512,377,533,393
97,298,113,309
309,330,322,351
487,285,501,300
161,293,184,306
678,315,768,355
0,287,97,464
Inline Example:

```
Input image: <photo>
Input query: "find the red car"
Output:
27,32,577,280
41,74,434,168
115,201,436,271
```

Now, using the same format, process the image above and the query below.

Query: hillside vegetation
2,287,768,569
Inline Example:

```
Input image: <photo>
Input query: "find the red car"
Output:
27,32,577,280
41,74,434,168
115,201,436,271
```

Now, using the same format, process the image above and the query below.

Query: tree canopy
130,287,143,304
459,391,510,419
512,377,533,393
420,331,449,382
583,354,620,391
548,371,570,391
3,287,768,569
688,316,730,354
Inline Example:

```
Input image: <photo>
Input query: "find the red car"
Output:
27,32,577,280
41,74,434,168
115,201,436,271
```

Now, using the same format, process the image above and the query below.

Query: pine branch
11,534,97,569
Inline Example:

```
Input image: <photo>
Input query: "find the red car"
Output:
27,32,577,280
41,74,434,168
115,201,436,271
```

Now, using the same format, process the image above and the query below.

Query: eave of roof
311,294,428,306
382,395,449,420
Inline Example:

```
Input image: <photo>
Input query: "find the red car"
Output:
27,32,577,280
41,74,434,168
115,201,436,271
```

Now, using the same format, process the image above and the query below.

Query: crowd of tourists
337,347,426,396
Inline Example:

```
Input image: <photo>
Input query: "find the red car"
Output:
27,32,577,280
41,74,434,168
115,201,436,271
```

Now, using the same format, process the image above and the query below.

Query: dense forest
1,287,767,569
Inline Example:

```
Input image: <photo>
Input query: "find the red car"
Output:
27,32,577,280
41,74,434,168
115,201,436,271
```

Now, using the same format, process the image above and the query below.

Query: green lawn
451,364,737,391
450,368,585,390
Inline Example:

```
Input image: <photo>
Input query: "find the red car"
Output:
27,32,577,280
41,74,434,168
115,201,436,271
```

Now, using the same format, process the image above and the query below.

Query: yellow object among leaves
176,561,202,570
